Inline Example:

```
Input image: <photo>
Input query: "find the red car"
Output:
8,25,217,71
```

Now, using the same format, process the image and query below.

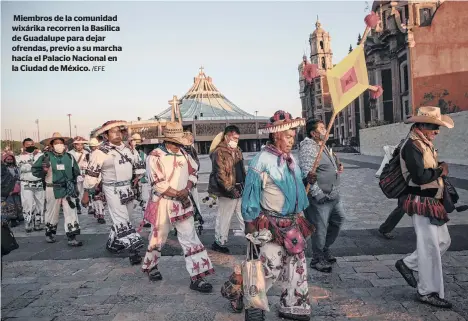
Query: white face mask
53,144,65,154
228,140,238,149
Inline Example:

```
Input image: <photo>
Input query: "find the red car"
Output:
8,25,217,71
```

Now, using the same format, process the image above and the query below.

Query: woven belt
262,209,299,220
21,180,42,184
46,183,64,188
102,180,131,187
161,195,177,201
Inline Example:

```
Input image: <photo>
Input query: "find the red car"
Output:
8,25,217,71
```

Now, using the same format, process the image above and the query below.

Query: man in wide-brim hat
32,132,83,246
69,136,90,215
394,106,454,308
81,120,146,265
222,110,314,321
142,121,215,292
128,133,149,211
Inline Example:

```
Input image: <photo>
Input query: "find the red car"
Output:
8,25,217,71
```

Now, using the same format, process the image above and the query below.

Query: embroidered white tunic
84,142,145,250
142,146,215,280
17,152,43,183
147,147,198,222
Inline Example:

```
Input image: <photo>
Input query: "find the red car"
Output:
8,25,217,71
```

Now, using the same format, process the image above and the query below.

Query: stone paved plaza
2,152,468,320
8,152,468,238
2,252,468,321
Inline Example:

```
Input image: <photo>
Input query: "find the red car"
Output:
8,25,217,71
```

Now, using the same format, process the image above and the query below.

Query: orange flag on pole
326,44,369,114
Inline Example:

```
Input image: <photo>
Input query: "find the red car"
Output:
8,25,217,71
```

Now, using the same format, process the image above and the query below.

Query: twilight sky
1,0,369,141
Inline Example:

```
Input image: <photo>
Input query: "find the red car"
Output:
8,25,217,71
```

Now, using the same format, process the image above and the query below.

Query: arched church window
321,57,326,69
320,40,324,50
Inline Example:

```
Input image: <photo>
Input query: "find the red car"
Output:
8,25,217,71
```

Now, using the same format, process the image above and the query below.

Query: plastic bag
242,242,269,311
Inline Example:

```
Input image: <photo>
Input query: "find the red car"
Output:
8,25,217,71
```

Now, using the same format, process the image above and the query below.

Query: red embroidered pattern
185,244,206,257
170,211,194,223
191,268,215,281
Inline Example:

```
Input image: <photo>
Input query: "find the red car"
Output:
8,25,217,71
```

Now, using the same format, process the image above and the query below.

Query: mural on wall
420,89,461,115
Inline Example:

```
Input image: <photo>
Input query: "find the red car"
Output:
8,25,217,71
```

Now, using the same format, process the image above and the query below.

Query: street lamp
255,111,259,151
67,114,72,137
35,119,40,141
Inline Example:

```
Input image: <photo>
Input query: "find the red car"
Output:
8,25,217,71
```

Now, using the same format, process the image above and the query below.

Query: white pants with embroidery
403,215,451,298
259,242,311,316
94,200,105,218
77,179,84,208
21,183,45,230
44,187,80,237
142,214,214,281
103,185,142,251
215,197,244,246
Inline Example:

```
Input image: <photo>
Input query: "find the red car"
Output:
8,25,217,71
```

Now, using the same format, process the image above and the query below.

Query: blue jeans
305,196,345,259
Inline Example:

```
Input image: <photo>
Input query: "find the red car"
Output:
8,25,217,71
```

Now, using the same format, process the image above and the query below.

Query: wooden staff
305,25,377,194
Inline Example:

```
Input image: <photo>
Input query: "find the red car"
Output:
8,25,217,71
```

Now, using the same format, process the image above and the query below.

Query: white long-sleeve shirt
83,142,145,190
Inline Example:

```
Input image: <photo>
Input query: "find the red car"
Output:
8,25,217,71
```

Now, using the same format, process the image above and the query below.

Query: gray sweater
299,137,340,200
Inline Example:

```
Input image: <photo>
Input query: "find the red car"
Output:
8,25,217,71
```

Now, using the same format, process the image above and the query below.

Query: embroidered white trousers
20,183,45,230
403,215,451,298
44,187,80,236
214,197,244,246
102,185,142,250
259,242,310,316
142,214,214,281
94,200,105,218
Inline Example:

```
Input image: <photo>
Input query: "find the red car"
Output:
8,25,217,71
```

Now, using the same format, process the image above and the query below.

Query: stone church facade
298,1,463,146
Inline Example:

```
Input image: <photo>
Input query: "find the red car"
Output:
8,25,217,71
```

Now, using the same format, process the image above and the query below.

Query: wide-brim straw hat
209,131,224,154
157,122,190,146
89,138,101,147
404,106,454,129
40,132,71,146
258,110,305,134
130,133,142,143
72,136,88,144
94,120,129,137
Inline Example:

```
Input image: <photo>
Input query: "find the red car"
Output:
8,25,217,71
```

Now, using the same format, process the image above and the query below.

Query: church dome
156,67,265,121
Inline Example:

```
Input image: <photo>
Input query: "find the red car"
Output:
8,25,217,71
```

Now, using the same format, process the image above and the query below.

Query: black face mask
25,146,37,153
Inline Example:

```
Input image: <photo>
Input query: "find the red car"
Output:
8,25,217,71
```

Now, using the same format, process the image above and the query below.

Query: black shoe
10,220,19,228
190,278,213,293
143,223,151,228
68,238,83,247
45,235,56,243
278,311,310,321
129,253,142,265
97,218,106,224
310,258,332,273
324,251,337,263
395,259,417,288
417,293,452,308
212,242,230,254
148,268,163,281
379,229,395,239
245,308,265,321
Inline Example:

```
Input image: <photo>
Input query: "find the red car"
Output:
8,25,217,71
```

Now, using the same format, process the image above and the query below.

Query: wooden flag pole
305,24,375,194
305,112,338,194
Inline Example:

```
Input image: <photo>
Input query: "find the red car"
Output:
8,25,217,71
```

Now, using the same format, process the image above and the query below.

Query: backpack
378,138,410,199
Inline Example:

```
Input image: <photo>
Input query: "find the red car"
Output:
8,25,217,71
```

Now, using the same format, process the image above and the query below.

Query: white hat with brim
404,106,454,129
73,136,89,144
130,133,142,143
89,138,101,147
40,132,72,146
156,122,190,146
94,120,129,137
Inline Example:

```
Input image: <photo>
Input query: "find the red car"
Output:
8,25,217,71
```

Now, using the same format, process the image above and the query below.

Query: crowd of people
0,106,459,320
